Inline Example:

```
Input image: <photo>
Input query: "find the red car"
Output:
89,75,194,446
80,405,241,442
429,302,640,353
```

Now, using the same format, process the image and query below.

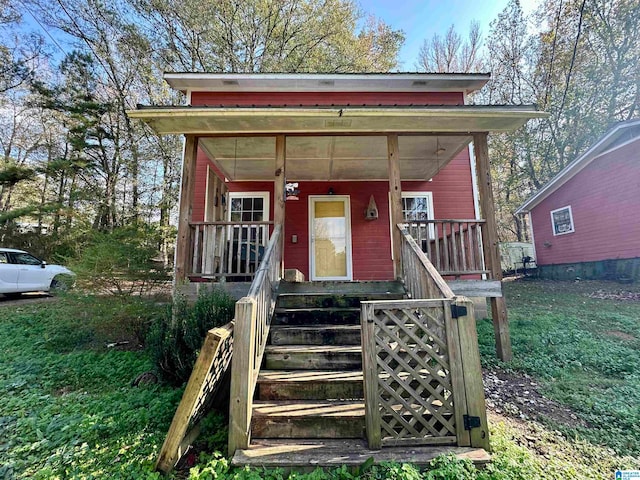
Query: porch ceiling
199,135,472,181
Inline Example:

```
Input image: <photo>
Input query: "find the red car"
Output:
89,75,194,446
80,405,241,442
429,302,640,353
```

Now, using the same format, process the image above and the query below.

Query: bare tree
417,22,483,72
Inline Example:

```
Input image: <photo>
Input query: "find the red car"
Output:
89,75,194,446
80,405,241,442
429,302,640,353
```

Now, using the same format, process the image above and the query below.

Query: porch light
327,187,335,195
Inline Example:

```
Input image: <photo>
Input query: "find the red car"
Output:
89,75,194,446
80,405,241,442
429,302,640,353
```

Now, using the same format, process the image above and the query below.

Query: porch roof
128,104,547,181
128,104,546,136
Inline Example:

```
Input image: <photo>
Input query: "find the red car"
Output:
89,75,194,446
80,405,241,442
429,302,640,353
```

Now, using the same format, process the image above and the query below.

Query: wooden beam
387,134,403,279
447,280,503,298
274,135,286,275
174,135,198,285
473,133,512,362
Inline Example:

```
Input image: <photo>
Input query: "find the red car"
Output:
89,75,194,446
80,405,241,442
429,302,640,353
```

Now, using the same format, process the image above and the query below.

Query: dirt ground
483,367,586,427
0,292,55,307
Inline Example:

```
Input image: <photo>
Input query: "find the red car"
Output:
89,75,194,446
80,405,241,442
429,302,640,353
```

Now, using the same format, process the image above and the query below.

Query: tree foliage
417,0,640,241
0,0,403,263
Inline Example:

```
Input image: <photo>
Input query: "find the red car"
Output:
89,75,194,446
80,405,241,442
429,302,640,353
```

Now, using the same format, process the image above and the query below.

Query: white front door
309,196,353,281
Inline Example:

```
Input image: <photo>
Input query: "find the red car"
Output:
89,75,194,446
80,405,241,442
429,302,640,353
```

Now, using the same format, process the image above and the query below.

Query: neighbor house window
550,205,575,236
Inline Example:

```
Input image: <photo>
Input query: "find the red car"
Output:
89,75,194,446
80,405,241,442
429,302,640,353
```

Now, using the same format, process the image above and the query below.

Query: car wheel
50,276,72,294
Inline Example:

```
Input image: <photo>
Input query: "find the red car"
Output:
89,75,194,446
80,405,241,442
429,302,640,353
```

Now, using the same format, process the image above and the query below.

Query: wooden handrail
397,224,455,299
228,224,283,455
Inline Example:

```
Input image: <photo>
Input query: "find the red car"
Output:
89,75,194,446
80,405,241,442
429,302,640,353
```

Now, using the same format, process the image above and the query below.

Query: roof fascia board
163,72,491,94
515,120,640,214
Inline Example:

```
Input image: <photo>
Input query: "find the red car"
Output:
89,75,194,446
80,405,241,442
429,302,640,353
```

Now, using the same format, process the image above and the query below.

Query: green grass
0,294,181,479
478,279,640,457
1,284,639,479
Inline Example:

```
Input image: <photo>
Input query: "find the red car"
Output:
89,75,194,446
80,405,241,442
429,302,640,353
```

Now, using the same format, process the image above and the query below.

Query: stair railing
397,224,455,299
228,224,283,455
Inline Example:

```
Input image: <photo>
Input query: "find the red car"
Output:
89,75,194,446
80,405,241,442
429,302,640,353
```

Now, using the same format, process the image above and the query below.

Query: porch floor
231,439,490,471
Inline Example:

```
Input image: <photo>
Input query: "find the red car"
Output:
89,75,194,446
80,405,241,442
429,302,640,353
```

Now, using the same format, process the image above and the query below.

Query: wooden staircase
231,280,491,470
252,280,405,441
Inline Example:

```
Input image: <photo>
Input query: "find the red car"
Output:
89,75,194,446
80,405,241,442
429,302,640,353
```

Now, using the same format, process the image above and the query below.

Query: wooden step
269,325,361,345
277,292,406,309
264,345,362,370
278,280,406,296
273,307,361,325
251,400,365,439
257,370,364,400
232,439,491,471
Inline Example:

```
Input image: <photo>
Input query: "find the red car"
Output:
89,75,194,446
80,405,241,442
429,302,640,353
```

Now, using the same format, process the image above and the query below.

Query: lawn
477,279,640,457
0,280,639,479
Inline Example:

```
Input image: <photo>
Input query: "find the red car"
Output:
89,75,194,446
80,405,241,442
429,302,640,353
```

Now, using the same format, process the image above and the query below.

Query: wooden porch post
387,134,403,279
174,135,198,287
274,135,286,274
473,133,513,362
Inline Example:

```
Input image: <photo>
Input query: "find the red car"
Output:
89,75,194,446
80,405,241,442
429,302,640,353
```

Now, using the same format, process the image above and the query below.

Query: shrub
68,224,170,296
147,288,235,385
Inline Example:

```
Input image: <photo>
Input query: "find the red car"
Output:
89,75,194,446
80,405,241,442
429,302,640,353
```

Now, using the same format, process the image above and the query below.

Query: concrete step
276,292,406,310
269,325,361,345
257,370,364,400
263,345,362,370
232,439,491,471
251,400,365,439
273,307,361,326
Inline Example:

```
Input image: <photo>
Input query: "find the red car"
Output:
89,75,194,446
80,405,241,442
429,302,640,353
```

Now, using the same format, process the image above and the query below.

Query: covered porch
129,102,545,472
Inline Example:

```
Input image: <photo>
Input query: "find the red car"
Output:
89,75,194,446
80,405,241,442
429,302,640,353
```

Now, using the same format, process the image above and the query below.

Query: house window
402,192,434,221
228,192,270,244
550,205,575,236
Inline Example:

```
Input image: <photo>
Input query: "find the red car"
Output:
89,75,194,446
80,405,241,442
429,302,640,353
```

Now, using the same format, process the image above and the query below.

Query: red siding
190,91,464,107
531,138,640,265
196,149,475,281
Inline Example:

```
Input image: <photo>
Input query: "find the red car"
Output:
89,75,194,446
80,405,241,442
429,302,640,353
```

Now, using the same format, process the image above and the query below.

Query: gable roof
515,119,640,214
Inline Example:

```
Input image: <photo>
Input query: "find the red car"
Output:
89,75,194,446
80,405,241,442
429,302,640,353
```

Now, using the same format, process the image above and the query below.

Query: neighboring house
516,119,640,281
129,74,544,471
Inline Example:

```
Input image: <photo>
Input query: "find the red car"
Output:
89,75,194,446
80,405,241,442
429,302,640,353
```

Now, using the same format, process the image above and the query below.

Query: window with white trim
228,192,270,244
550,205,575,236
402,192,433,221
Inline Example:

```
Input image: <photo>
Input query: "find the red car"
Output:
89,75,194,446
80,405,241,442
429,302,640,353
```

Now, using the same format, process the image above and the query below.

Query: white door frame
308,195,353,281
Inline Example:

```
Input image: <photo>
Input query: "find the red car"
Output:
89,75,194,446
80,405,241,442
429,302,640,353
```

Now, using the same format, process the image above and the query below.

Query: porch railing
403,219,489,277
228,224,283,454
189,221,273,279
358,225,489,450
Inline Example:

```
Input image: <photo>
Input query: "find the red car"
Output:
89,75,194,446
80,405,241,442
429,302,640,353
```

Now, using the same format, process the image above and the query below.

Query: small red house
516,119,640,281
129,74,544,469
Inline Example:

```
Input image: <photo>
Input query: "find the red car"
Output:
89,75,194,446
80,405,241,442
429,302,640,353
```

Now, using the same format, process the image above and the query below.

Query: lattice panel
156,323,234,474
190,329,234,428
370,304,457,446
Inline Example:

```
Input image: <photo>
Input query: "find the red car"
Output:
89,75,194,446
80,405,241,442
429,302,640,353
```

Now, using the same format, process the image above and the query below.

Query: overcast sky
362,0,540,69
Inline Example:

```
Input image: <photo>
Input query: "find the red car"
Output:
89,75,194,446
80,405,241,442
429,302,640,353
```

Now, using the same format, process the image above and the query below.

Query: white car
0,248,74,298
